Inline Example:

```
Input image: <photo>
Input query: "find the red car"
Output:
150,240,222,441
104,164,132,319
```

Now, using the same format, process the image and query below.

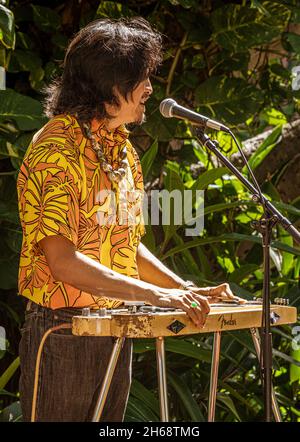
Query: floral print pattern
17,114,145,309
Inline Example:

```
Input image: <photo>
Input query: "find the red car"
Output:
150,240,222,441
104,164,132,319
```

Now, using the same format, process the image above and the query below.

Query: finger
180,294,206,327
196,295,211,315
222,283,235,299
185,294,209,325
234,296,247,304
194,287,211,296
180,300,205,328
189,291,211,314
219,293,247,304
206,296,220,304
188,295,210,316
212,283,234,299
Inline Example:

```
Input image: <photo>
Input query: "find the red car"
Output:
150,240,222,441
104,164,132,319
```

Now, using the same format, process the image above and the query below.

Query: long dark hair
43,17,163,122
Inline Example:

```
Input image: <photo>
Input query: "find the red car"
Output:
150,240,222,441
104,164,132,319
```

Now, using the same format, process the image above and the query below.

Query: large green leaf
273,200,300,218
165,337,212,362
273,349,300,367
31,5,60,33
8,49,43,75
125,396,159,422
0,357,20,390
195,76,263,126
141,221,156,251
228,264,260,284
286,32,300,54
168,371,205,421
0,5,15,50
0,389,17,397
13,130,32,148
161,166,230,246
277,226,294,277
290,349,300,383
130,379,160,417
218,379,258,413
217,392,241,421
242,125,283,172
191,167,228,193
161,163,185,248
0,401,22,422
259,107,287,126
225,330,256,356
211,2,290,52
0,139,22,160
133,337,212,362
171,232,200,275
0,89,47,130
161,233,300,260
204,200,253,216
141,139,158,180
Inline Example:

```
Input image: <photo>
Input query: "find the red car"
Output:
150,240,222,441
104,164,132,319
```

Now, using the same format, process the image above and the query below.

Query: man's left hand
190,283,246,304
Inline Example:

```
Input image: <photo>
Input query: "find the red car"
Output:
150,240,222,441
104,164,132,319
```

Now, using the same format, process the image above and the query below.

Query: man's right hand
152,288,211,329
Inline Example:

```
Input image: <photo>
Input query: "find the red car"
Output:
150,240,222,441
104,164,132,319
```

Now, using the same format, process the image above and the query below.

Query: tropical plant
0,0,300,422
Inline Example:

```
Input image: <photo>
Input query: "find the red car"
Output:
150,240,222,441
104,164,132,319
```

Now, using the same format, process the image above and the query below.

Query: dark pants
19,301,132,422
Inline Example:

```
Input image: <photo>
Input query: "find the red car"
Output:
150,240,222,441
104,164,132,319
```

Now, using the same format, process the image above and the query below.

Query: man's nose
145,78,153,95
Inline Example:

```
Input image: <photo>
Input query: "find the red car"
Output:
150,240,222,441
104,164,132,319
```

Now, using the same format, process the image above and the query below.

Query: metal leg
250,328,282,422
156,337,169,422
92,337,125,422
208,331,221,422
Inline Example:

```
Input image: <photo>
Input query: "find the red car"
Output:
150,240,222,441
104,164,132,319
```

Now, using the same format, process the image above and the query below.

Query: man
17,17,243,422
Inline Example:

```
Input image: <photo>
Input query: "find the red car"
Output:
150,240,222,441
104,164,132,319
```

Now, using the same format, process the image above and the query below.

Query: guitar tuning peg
274,297,289,305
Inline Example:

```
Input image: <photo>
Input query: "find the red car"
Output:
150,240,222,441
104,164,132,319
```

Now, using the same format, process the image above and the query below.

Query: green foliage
140,139,158,180
0,89,47,130
0,0,300,422
195,76,263,125
0,4,15,51
211,2,290,52
0,357,19,390
242,125,283,172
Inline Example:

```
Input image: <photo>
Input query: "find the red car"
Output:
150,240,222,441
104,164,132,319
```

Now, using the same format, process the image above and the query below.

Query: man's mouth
140,95,150,106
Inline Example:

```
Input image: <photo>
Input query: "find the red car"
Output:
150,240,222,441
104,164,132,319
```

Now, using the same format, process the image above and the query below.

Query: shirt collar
91,118,129,144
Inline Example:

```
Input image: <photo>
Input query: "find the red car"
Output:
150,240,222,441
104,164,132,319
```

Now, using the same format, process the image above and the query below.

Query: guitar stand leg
156,337,169,422
208,331,221,422
250,328,282,422
92,337,125,422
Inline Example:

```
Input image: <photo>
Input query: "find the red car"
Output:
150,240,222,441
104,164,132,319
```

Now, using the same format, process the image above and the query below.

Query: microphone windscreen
159,98,177,118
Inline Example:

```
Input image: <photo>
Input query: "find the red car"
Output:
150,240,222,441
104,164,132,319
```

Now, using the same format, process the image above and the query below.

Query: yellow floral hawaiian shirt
16,114,146,309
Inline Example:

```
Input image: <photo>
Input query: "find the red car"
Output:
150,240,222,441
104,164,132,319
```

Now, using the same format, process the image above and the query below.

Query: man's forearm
137,242,186,289
55,249,166,305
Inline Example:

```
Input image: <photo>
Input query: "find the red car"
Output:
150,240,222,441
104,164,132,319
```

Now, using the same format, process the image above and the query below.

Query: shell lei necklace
83,121,127,184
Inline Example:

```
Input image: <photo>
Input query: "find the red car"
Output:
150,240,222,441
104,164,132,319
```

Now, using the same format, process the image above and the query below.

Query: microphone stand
194,127,300,422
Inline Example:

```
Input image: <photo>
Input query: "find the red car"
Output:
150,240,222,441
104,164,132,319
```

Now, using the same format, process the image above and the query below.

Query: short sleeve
17,141,82,256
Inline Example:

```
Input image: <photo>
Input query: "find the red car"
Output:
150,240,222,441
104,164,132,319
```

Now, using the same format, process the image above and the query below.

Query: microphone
159,98,230,133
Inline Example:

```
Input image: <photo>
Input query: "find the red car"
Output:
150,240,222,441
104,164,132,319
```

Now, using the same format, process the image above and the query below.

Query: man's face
105,78,153,129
